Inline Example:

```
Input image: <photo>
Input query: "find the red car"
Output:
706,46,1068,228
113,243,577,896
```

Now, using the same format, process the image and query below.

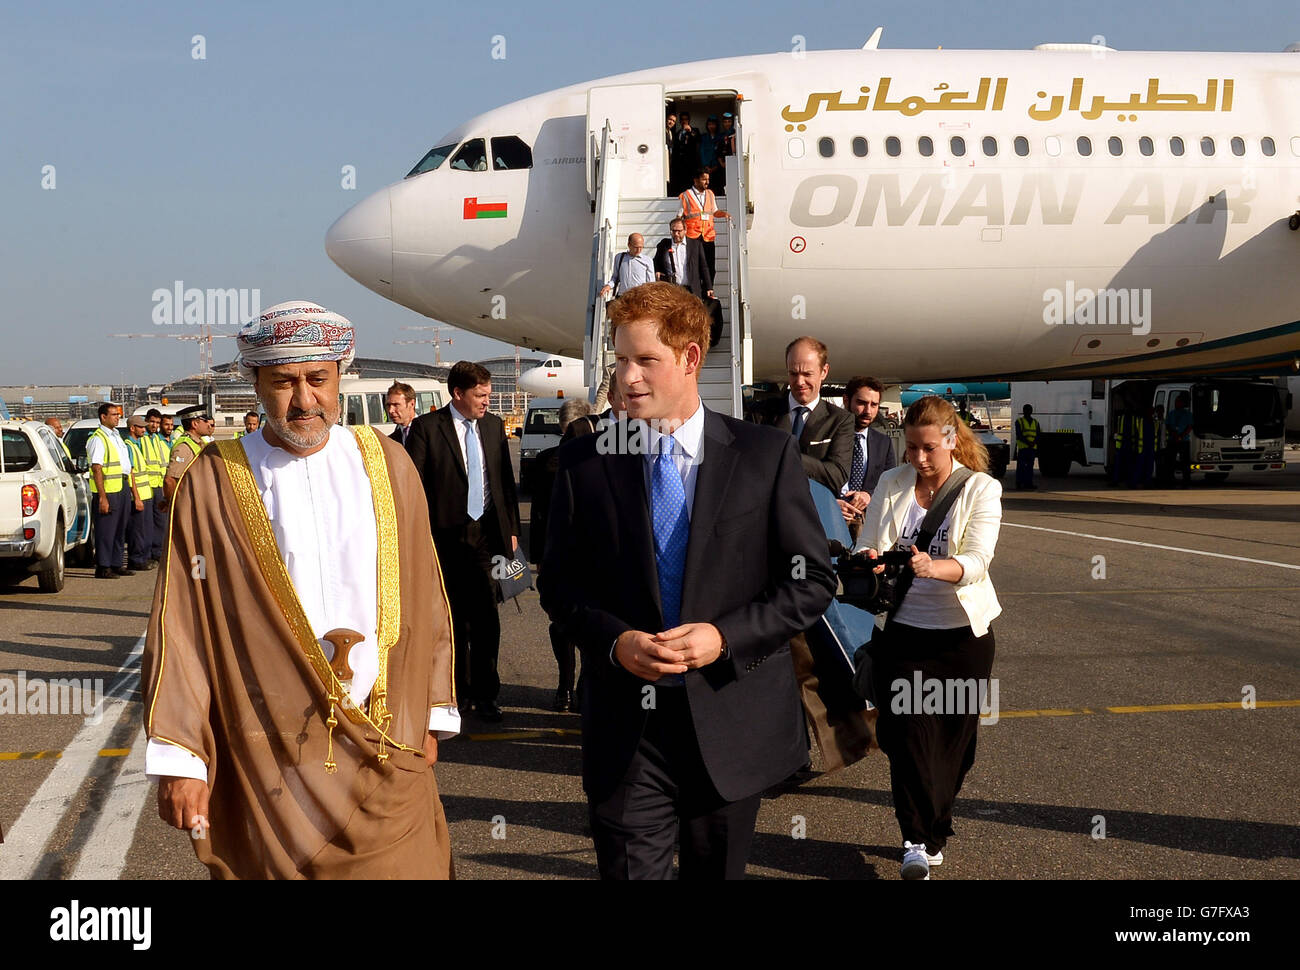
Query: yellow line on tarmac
984,699,1300,719
467,728,582,742
0,747,131,761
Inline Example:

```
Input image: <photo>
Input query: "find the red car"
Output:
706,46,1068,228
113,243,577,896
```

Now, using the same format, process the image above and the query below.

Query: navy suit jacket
538,407,836,802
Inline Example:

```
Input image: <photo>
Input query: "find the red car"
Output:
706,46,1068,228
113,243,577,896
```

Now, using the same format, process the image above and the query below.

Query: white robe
145,426,460,781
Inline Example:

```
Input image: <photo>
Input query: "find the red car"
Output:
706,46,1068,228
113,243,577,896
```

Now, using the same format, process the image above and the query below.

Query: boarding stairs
584,120,752,418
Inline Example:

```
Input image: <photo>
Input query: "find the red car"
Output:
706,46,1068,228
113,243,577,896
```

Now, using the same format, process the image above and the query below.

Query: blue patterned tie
850,434,866,491
466,420,484,521
791,406,808,440
651,435,689,633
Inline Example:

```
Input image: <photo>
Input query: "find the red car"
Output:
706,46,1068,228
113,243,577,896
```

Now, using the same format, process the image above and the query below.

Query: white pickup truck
0,420,94,592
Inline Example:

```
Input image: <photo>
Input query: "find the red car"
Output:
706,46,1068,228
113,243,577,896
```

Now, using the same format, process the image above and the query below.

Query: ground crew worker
1136,406,1157,488
957,397,976,426
1015,404,1040,490
123,415,157,570
233,410,259,438
677,169,730,279
1166,393,1194,488
1112,410,1145,486
1153,404,1171,484
163,404,213,507
159,412,178,446
145,409,171,555
87,402,142,579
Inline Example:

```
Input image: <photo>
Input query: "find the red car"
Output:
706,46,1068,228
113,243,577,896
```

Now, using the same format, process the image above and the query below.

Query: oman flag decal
463,197,508,220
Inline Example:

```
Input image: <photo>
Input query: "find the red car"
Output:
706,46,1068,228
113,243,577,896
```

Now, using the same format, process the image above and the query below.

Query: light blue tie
466,420,484,521
651,435,689,633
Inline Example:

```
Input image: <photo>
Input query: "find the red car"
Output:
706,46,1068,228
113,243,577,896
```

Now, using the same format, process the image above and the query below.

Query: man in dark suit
407,361,522,722
760,336,854,493
654,218,724,347
539,282,835,880
837,375,898,537
385,380,417,447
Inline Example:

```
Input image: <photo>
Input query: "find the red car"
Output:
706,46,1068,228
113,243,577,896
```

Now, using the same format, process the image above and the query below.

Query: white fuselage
326,47,1300,383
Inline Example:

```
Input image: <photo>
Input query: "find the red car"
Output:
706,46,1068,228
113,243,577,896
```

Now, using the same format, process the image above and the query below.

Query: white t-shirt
892,491,969,629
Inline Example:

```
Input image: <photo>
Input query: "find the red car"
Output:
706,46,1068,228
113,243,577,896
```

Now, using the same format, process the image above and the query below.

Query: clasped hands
615,623,723,681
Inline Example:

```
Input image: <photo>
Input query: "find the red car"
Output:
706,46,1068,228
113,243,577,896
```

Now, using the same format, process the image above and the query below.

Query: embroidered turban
236,301,356,381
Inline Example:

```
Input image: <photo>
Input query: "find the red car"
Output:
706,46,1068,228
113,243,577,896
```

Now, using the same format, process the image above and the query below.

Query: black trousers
436,516,503,705
151,493,167,558
126,495,154,568
588,687,760,880
92,481,129,569
549,622,576,690
702,238,716,280
870,620,995,853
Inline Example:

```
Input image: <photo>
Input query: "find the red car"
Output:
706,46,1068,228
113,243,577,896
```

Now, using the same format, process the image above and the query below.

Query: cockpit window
450,139,489,172
491,136,534,170
406,142,458,178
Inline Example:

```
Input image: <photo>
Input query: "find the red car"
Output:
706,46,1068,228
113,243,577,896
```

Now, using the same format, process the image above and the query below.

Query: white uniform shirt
86,425,132,473
145,425,459,782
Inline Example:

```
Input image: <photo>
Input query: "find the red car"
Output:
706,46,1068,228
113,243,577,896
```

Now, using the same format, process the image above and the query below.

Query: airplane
326,33,1300,398
516,354,588,398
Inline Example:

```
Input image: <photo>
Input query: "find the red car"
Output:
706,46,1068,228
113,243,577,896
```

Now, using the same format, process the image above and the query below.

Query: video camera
828,541,914,615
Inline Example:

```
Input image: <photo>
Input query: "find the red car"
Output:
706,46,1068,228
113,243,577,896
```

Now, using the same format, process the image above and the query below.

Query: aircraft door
587,83,665,199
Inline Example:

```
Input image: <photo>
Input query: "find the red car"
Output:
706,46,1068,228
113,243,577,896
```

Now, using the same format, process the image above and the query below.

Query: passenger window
450,138,488,172
786,138,805,159
950,136,966,157
817,137,835,158
416,391,435,414
367,394,386,424
1013,136,1029,157
918,136,933,157
1230,136,1245,156
1293,136,1300,157
1200,136,1215,156
1077,136,1092,157
1108,136,1123,156
851,136,868,157
982,136,997,156
407,142,458,178
0,429,39,472
885,136,901,157
38,428,65,468
1261,136,1276,156
1138,136,1153,156
346,395,365,426
1169,136,1185,156
1045,136,1062,157
491,136,533,170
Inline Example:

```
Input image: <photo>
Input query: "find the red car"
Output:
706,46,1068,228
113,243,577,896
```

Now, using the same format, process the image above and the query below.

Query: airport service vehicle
328,34,1300,422
0,420,94,591
1011,378,1289,481
63,418,102,461
519,397,563,493
338,377,448,436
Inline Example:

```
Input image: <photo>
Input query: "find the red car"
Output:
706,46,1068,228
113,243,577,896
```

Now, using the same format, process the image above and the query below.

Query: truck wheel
37,524,66,593
1203,472,1229,485
1039,454,1071,478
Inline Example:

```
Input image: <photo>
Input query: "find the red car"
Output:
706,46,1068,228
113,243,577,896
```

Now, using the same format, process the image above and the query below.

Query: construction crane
394,325,456,365
110,327,234,376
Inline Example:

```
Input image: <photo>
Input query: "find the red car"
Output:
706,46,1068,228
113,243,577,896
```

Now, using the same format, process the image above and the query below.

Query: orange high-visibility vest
679,187,718,242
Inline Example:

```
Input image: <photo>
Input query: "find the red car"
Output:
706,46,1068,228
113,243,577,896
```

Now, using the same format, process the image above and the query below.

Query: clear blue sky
2,0,1295,385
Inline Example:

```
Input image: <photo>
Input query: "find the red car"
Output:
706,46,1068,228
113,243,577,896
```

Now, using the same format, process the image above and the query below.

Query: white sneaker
901,841,934,880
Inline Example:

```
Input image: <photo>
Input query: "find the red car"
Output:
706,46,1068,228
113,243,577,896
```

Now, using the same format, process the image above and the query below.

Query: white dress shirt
449,404,490,511
145,425,460,782
787,392,821,428
86,424,132,473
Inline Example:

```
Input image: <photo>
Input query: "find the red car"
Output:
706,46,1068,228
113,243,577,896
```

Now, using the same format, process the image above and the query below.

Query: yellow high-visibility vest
1015,416,1040,448
123,437,153,500
141,433,165,489
89,428,124,493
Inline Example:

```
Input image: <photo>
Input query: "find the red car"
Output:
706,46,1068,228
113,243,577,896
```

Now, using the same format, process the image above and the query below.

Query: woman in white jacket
855,395,1003,880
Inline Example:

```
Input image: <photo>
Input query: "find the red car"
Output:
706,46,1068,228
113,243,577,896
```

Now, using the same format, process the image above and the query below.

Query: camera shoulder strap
889,466,974,616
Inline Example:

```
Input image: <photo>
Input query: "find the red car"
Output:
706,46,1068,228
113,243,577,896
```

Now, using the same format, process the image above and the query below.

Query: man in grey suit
768,336,854,493
838,375,898,536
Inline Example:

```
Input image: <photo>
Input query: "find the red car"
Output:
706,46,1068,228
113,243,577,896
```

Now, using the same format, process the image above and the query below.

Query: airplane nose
325,188,393,298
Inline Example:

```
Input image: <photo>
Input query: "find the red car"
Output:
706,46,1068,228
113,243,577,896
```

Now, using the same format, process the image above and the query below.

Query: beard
264,404,337,450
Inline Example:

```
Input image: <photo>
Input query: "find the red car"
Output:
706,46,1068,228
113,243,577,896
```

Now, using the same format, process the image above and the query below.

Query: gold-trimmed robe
143,429,455,879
